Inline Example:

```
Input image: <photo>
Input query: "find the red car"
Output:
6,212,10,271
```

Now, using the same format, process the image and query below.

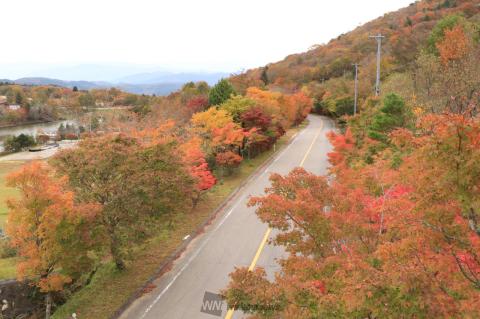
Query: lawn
0,257,17,280
51,124,304,319
0,161,23,228
0,160,23,280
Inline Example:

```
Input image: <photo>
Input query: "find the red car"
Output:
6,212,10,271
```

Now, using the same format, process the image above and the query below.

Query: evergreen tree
368,93,410,142
261,66,269,85
208,79,235,106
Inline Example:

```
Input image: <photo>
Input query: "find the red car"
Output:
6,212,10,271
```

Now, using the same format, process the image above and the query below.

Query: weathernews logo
200,291,226,317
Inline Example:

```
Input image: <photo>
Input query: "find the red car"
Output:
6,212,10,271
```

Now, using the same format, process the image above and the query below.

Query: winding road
119,115,334,319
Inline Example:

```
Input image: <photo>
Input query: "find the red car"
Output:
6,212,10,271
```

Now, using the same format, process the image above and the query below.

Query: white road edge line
138,121,315,319
139,206,236,319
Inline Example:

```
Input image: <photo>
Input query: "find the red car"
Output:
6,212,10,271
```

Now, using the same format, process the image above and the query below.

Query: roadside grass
51,125,303,319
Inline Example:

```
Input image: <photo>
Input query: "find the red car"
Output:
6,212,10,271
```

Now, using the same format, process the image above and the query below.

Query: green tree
78,93,95,107
219,95,255,122
196,81,210,94
405,17,413,27
15,91,24,105
368,93,410,142
208,79,235,106
4,134,36,152
334,96,355,117
261,66,269,85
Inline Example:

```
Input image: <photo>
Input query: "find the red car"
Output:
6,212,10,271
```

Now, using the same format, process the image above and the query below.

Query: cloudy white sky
1,0,412,80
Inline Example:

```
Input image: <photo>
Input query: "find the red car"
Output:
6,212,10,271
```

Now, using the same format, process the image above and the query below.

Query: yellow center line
299,125,323,167
225,119,324,319
247,227,272,271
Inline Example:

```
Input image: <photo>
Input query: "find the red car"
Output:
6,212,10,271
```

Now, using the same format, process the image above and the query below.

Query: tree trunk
110,232,125,270
45,292,52,319
192,193,201,208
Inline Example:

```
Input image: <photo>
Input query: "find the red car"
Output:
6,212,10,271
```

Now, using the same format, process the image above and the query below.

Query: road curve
119,115,334,319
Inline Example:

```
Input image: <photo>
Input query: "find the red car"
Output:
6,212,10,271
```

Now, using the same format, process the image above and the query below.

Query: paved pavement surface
0,140,77,162
119,115,334,319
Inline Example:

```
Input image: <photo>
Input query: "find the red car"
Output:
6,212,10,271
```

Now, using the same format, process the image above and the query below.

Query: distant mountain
116,71,229,85
1,64,230,95
6,73,224,95
32,64,166,82
14,77,108,90
117,82,184,95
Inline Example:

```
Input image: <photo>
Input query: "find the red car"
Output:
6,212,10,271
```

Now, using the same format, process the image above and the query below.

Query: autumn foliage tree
51,134,194,270
191,107,245,165
246,87,312,131
219,95,255,122
191,87,312,171
416,15,480,114
6,162,100,319
436,24,469,65
180,137,216,206
186,96,209,115
223,110,480,318
215,151,243,175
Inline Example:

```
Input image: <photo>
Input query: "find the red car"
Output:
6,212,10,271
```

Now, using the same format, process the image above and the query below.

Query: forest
0,83,158,126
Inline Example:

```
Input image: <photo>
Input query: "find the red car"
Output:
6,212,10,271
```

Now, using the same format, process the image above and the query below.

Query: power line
369,33,385,96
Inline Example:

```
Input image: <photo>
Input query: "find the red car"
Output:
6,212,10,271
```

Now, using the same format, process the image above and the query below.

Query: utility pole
369,33,385,96
353,63,360,115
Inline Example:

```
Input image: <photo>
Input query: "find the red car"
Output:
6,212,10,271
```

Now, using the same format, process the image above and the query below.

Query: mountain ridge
3,71,229,95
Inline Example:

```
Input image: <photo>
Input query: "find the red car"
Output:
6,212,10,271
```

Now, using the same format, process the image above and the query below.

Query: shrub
4,134,36,152
64,133,78,140
0,238,16,258
215,151,242,175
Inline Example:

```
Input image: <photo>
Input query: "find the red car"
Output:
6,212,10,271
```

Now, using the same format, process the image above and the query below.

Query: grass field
51,124,304,319
0,160,23,280
0,161,22,227
0,257,18,280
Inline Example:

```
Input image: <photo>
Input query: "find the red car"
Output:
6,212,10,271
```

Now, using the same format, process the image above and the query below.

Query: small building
7,104,21,111
0,96,7,106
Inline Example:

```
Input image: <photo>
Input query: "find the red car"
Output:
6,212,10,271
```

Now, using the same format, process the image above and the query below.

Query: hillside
231,0,480,104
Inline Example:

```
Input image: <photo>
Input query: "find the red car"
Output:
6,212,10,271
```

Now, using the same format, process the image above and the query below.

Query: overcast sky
1,0,412,80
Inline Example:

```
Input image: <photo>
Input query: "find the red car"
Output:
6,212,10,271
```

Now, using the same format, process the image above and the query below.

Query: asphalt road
119,115,334,319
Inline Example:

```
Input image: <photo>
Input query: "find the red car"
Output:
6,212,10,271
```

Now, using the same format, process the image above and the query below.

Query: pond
0,120,77,151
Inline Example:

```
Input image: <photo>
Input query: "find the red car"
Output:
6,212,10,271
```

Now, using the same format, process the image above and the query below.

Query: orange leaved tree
223,112,480,318
6,162,100,319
